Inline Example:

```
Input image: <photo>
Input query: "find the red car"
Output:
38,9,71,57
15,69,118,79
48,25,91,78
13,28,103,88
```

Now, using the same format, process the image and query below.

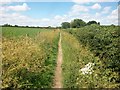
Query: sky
0,0,120,27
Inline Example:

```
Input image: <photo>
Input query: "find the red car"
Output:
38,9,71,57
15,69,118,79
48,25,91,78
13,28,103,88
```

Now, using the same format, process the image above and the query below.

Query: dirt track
53,33,63,88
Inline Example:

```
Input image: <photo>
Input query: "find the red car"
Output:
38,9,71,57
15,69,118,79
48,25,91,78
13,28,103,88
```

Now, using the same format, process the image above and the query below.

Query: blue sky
22,2,73,18
0,1,119,26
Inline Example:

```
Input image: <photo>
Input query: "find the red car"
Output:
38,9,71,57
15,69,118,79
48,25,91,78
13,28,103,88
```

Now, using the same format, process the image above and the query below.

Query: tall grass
61,31,80,88
2,27,60,88
61,31,119,88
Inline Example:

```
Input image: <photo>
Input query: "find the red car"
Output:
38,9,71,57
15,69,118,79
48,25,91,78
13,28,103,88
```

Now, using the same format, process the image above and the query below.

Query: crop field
2,27,50,38
2,27,59,88
1,25,120,89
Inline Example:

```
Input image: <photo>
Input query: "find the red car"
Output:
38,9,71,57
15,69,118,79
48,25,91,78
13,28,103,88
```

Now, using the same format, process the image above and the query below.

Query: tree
87,21,98,25
61,22,70,29
111,24,115,27
2,24,12,27
15,25,18,27
70,19,86,28
26,26,29,27
98,22,100,25
47,26,52,29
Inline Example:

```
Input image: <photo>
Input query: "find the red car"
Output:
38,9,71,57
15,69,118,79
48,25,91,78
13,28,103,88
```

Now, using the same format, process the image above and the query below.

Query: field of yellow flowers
2,27,59,88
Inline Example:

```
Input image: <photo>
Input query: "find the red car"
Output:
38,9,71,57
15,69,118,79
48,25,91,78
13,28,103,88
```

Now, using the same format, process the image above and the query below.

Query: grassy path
53,33,63,88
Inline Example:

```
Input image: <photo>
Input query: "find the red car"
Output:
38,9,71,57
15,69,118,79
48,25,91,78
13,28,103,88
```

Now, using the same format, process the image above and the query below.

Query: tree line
1,19,117,29
61,19,100,29
1,24,61,29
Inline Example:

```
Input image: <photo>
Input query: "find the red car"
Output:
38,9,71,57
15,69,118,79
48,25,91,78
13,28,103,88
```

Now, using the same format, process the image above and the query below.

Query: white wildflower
80,62,94,75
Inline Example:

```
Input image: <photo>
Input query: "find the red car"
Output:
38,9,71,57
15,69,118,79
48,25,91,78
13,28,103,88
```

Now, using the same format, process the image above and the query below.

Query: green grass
2,26,119,88
2,27,50,38
61,31,119,88
61,31,81,88
2,27,60,88
66,25,120,72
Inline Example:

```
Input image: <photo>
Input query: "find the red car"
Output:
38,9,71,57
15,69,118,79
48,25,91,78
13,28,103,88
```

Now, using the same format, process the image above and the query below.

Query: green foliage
87,20,98,25
61,32,80,88
2,24,12,27
2,26,120,88
2,28,59,89
61,22,70,29
65,25,120,88
68,25,120,71
70,19,86,28
61,31,119,88
61,19,101,29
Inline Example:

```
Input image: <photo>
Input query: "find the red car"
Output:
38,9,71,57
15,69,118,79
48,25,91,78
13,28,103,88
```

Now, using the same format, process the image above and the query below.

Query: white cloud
95,12,101,17
72,4,89,12
102,6,111,14
111,9,118,15
105,8,118,25
91,3,101,9
0,0,26,5
7,3,30,11
0,12,31,25
0,3,30,12
67,3,118,25
0,0,119,5
54,15,64,20
0,12,68,27
73,13,101,23
0,8,118,27
0,6,6,12
41,18,50,22
68,3,102,19
69,4,89,16
72,0,90,4
72,0,119,4
0,1,119,26
53,15,70,26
